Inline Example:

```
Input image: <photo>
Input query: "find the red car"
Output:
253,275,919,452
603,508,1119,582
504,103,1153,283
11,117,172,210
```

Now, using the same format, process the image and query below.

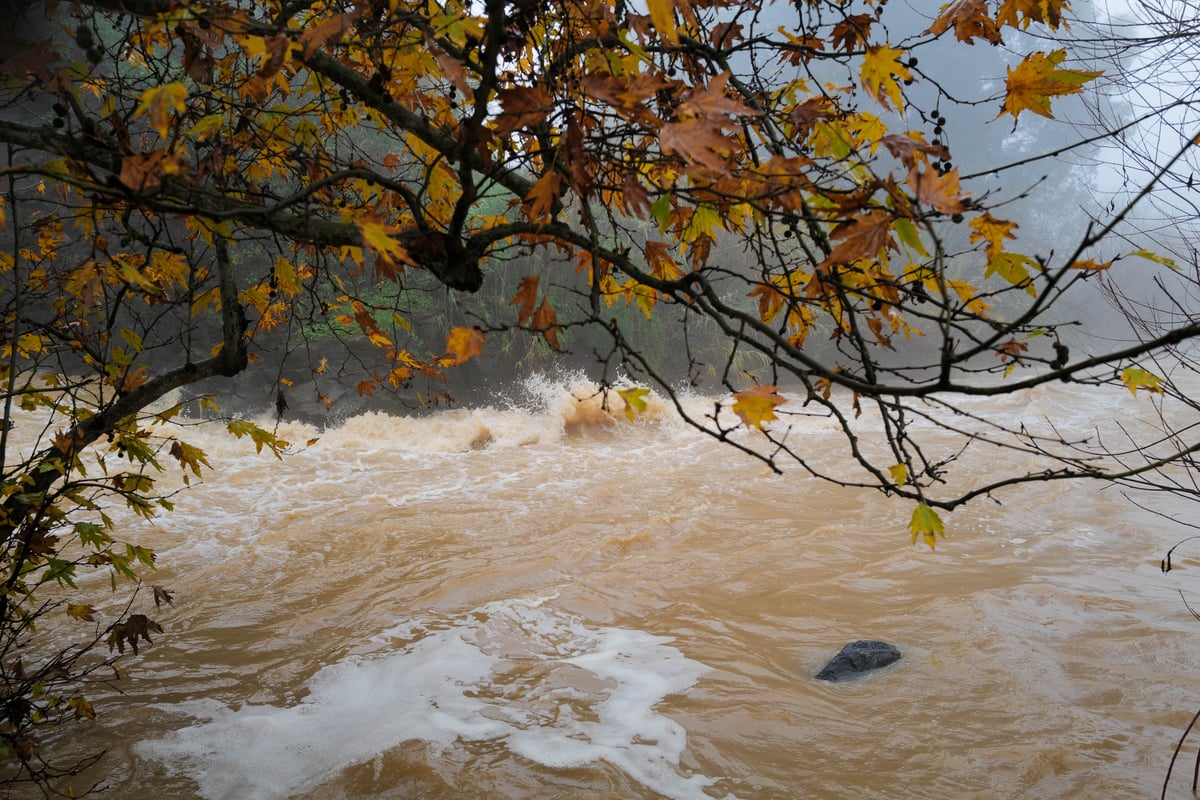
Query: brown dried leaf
907,165,968,214
107,614,163,655
152,585,174,609
820,210,895,268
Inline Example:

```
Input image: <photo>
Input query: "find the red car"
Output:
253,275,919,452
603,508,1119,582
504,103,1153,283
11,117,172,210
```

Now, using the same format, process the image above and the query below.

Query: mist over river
37,377,1200,799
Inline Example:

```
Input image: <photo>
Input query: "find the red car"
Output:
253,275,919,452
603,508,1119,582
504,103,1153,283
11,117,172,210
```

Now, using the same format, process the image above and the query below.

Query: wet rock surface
815,640,901,682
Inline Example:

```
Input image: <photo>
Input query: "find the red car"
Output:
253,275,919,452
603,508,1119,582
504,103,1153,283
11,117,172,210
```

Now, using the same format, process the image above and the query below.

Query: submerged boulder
815,640,901,682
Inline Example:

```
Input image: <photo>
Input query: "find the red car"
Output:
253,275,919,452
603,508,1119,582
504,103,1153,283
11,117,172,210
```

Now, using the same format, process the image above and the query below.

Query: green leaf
892,218,928,256
43,558,78,588
1130,248,1181,271
650,195,671,233
76,521,112,549
227,419,285,458
119,328,144,352
910,503,944,549
169,439,211,484
984,251,1038,295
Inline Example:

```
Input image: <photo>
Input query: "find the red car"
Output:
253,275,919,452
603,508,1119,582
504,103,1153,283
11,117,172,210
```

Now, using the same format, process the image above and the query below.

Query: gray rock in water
815,640,901,682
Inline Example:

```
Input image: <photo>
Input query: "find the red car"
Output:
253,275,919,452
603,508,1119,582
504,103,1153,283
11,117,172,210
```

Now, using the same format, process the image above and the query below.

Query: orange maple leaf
531,298,561,349
997,0,1070,30
510,275,540,325
748,282,786,324
732,384,786,429
907,165,968,214
1069,258,1112,270
355,216,412,281
428,40,469,93
118,150,184,193
110,365,150,394
644,241,683,281
495,85,553,135
580,72,673,113
297,9,363,58
831,14,873,52
659,120,733,172
444,327,486,364
998,50,1102,123
996,338,1029,363
677,73,752,120
881,134,948,167
927,0,1002,44
969,213,1019,260
523,170,563,220
820,210,895,268
134,83,188,140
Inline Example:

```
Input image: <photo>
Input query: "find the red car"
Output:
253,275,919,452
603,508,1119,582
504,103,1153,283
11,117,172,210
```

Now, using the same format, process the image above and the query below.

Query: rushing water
30,378,1200,799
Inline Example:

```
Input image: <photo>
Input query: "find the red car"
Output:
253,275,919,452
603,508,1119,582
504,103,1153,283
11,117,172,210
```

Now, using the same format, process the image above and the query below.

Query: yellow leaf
1130,248,1181,271
135,83,188,139
68,696,96,721
185,114,224,141
66,603,96,622
647,0,678,44
889,463,908,487
997,50,1102,123
355,217,410,263
1121,366,1164,396
618,387,651,421
968,213,1019,261
732,384,786,429
860,45,912,111
681,204,724,244
910,503,944,549
523,170,563,220
273,255,302,297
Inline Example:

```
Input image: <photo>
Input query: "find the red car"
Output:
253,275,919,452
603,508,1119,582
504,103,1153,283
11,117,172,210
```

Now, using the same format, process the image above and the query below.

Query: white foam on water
134,597,732,800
